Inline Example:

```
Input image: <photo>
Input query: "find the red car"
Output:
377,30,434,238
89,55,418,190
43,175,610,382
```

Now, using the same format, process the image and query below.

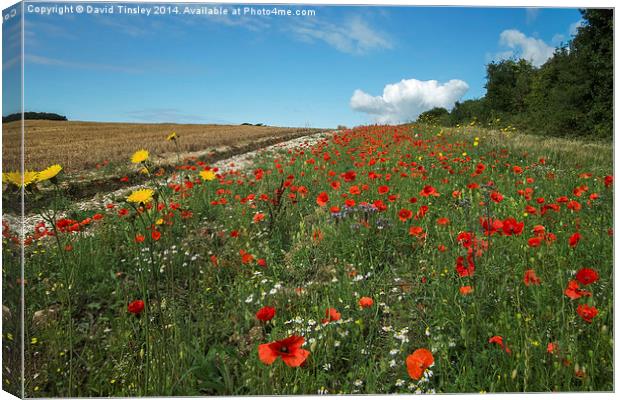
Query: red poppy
459,286,473,295
398,209,413,222
523,269,541,286
414,205,429,220
528,237,543,248
436,217,450,225
420,185,440,197
341,170,357,182
258,335,310,367
604,175,613,187
490,191,504,203
576,268,599,285
502,218,524,236
128,300,145,315
253,213,266,223
406,348,434,380
134,234,145,243
151,230,161,241
488,335,511,354
358,297,374,308
240,250,255,264
256,306,276,322
564,280,592,300
455,254,475,277
547,342,558,354
568,232,581,248
378,185,390,194
576,304,598,323
316,192,329,207
322,308,341,323
409,226,425,238
257,258,268,268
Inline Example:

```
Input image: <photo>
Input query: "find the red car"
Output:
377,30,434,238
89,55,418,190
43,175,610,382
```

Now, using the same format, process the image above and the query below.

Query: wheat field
2,120,322,172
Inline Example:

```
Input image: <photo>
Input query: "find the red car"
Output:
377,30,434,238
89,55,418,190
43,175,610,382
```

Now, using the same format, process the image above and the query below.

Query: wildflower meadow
1,123,613,396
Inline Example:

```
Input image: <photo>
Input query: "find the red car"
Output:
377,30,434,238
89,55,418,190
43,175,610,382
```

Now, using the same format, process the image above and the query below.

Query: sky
2,2,584,128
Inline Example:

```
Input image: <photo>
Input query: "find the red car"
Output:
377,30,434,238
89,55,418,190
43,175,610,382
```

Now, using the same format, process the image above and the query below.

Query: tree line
2,112,68,123
417,9,613,140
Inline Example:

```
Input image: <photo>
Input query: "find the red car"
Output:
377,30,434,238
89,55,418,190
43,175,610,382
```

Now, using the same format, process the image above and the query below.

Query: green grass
2,123,613,396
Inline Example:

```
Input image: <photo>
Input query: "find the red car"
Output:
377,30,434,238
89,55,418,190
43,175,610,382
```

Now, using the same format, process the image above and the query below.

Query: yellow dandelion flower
166,132,178,141
127,189,154,204
199,170,216,181
37,164,62,182
155,218,164,225
131,149,149,164
2,171,38,187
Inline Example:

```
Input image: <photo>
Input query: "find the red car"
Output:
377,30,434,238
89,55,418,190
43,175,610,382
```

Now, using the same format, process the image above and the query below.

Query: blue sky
3,3,583,127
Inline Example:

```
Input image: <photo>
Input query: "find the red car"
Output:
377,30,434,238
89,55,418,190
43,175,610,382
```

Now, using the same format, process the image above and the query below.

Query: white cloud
551,33,566,46
495,29,555,67
291,16,392,55
526,8,540,24
350,78,469,124
570,19,585,36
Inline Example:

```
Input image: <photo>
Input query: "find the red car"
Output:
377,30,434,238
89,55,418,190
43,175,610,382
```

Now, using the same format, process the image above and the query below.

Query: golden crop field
2,120,323,172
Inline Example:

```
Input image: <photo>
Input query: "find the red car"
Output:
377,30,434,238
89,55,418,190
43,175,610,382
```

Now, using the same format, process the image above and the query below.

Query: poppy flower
576,268,599,285
256,306,276,322
523,269,541,286
342,170,357,182
240,250,255,264
547,342,558,354
322,308,341,323
378,185,390,194
358,297,374,308
490,191,504,203
436,217,450,225
488,335,511,354
316,192,329,207
455,254,475,277
528,237,543,248
258,335,310,367
406,348,434,380
128,300,145,315
151,230,161,241
409,226,425,238
604,175,613,187
564,280,592,300
398,209,413,222
420,185,440,197
502,218,524,236
459,286,473,295
253,213,266,223
576,304,598,323
568,232,581,248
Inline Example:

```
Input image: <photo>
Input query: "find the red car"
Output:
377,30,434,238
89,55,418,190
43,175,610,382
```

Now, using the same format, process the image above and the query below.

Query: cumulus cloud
291,16,392,55
350,78,469,124
495,29,555,67
570,19,585,36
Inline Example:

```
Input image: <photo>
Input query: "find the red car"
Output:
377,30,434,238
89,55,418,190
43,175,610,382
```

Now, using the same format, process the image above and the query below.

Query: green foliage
416,107,450,125
435,9,612,140
2,112,68,122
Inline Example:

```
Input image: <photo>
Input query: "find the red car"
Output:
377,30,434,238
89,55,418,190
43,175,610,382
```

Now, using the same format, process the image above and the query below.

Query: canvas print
1,1,614,397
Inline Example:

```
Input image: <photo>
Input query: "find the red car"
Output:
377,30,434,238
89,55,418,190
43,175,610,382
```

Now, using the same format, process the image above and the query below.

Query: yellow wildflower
127,189,154,204
37,164,62,182
2,171,38,187
131,149,149,164
199,170,216,181
166,132,178,141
